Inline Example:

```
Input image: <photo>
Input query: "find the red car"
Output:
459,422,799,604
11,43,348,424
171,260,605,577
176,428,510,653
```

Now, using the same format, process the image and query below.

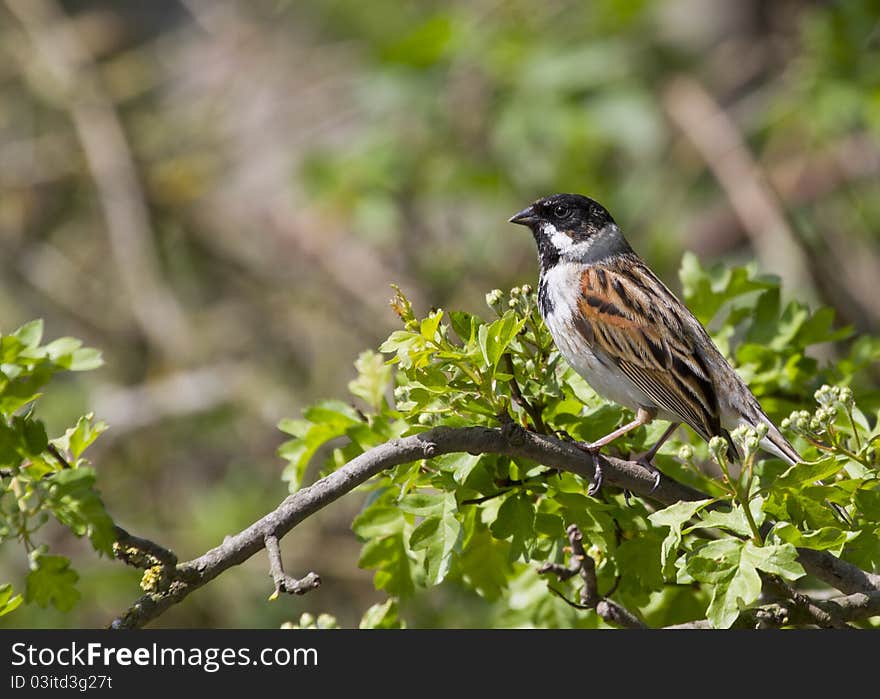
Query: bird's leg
573,407,656,496
632,421,679,493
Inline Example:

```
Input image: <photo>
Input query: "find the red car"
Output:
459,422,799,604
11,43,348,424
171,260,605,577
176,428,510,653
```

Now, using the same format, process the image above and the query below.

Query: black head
509,193,627,270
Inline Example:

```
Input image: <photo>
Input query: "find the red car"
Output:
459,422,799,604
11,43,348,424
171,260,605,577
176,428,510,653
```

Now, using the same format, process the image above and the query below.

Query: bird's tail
761,424,801,466
754,415,851,524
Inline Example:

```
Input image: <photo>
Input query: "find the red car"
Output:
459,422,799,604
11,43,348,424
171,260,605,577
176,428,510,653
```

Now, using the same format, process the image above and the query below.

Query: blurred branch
90,362,268,436
6,0,192,359
109,425,880,629
664,76,817,302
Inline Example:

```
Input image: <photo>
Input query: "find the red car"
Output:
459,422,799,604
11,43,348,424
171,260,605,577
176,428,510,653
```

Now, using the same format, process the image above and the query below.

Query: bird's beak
508,205,539,226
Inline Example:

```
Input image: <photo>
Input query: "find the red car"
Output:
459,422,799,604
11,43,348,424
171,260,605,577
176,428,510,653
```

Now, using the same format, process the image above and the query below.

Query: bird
508,193,803,496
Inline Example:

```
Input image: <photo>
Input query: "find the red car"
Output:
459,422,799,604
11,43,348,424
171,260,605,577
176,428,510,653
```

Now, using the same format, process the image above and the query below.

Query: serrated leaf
46,468,116,555
706,562,761,629
359,599,405,629
686,539,743,584
348,350,392,410
773,457,845,490
14,416,48,456
648,499,713,578
398,492,445,516
490,492,536,561
478,312,526,371
0,583,23,617
434,452,483,485
771,522,855,554
26,549,80,612
358,532,415,598
740,541,805,581
458,526,511,601
56,414,108,460
409,493,460,585
352,504,406,539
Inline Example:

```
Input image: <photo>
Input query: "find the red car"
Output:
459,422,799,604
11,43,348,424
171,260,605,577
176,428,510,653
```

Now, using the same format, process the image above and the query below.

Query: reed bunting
509,193,802,494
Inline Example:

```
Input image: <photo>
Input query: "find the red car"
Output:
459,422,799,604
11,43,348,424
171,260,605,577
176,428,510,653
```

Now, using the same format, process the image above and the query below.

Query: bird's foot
570,441,604,497
633,452,662,493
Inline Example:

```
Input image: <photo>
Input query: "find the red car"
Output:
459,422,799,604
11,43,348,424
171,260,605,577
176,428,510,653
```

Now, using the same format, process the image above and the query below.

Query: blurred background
1,0,878,627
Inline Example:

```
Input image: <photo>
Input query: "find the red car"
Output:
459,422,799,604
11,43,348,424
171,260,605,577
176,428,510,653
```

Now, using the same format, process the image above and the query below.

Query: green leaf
358,533,415,598
706,563,761,630
46,468,116,555
686,539,743,584
14,416,48,457
740,541,806,581
478,312,525,370
352,504,406,539
26,549,80,612
773,457,845,490
435,452,483,485
398,492,446,516
13,319,44,349
0,583,23,617
771,522,855,554
348,350,392,410
279,401,364,491
69,348,104,371
449,311,482,346
457,526,511,601
359,599,405,629
43,336,82,359
55,414,108,460
648,499,713,577
691,501,760,538
420,310,444,340
490,492,536,561
409,492,460,585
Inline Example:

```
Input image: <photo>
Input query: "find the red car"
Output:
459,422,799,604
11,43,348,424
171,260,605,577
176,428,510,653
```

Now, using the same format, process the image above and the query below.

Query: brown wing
576,261,721,442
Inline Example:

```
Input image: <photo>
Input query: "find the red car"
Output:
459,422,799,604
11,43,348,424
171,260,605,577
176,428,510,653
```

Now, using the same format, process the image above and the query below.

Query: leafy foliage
0,321,110,617
280,257,880,628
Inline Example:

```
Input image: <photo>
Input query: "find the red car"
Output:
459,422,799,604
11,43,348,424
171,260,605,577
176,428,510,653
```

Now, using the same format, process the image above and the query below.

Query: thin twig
46,444,72,470
538,523,645,628
264,533,321,598
504,353,547,433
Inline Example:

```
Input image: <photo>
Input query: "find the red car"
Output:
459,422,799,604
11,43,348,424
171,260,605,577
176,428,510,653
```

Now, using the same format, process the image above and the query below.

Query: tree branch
108,425,880,628
539,524,646,628
666,589,880,629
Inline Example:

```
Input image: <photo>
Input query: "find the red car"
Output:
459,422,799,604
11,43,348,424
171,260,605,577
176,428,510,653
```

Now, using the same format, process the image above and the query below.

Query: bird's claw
554,429,576,443
586,451,603,497
635,455,662,494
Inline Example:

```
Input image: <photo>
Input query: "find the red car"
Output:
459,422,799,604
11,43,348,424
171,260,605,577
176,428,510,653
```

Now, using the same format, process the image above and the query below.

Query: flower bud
485,289,503,308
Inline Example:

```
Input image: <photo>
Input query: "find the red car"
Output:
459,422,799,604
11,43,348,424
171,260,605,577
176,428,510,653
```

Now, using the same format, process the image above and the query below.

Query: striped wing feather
576,261,721,442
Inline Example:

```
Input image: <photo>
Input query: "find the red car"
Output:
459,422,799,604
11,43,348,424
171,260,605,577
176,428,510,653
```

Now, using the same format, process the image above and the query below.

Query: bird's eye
552,203,571,219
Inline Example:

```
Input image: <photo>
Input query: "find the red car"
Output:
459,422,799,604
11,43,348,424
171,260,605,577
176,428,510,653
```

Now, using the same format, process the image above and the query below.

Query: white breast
540,262,653,413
